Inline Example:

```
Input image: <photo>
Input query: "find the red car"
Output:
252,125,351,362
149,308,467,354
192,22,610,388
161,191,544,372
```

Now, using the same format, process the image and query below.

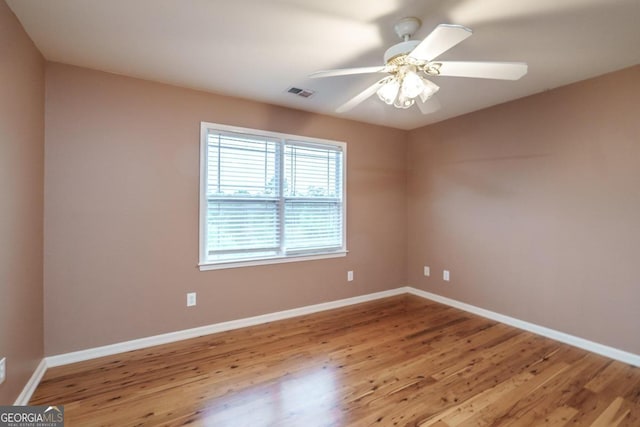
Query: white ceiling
8,0,640,130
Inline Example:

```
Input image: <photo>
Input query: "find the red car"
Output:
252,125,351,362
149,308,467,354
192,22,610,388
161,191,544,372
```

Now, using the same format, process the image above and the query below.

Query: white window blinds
284,142,343,253
200,123,346,268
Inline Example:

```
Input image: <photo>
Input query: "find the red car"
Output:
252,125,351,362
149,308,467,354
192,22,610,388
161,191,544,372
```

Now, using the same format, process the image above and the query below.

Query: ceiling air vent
287,87,315,98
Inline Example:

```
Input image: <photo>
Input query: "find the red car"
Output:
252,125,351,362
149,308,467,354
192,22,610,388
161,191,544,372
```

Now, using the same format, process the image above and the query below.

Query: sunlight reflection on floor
200,367,342,426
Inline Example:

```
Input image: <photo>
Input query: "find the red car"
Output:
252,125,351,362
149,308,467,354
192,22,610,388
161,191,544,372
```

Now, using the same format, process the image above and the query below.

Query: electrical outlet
0,357,6,384
443,270,450,281
187,292,197,307
347,271,354,282
423,266,430,277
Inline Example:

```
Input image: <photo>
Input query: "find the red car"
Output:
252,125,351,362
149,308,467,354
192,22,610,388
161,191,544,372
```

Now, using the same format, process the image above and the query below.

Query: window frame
199,121,347,271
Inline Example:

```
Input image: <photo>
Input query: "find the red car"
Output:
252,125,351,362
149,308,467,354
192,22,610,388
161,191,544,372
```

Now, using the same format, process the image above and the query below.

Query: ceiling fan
309,17,527,114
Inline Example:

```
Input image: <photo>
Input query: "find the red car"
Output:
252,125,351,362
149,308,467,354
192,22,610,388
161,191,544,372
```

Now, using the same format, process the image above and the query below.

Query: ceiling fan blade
408,24,472,62
335,78,387,113
416,95,441,115
434,61,528,80
309,66,388,78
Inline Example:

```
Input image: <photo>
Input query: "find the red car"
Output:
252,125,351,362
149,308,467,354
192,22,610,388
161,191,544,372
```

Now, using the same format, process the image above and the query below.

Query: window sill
198,250,348,271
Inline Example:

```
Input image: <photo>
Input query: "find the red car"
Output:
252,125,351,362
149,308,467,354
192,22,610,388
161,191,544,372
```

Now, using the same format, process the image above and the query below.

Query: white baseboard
406,287,640,367
46,287,407,367
14,358,47,405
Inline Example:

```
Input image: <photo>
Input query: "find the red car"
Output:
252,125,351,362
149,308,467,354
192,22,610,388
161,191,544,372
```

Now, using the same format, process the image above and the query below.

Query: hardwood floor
31,295,640,426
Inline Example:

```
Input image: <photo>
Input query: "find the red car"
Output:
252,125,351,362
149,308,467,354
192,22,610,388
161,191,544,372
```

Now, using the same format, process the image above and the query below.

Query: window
199,122,346,270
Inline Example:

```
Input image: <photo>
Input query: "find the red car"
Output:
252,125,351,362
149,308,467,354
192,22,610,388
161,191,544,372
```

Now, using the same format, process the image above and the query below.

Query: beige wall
0,0,45,404
44,63,640,357
44,63,407,355
407,66,640,354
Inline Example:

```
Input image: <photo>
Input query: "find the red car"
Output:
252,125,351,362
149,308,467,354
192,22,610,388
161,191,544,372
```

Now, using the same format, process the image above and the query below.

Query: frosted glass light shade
419,78,440,102
401,71,425,98
376,78,400,104
394,93,414,109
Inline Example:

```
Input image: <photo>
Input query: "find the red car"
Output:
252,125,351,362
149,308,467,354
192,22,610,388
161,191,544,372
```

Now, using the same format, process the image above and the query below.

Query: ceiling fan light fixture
394,93,414,109
376,77,400,105
377,70,438,109
418,78,440,102
400,70,425,98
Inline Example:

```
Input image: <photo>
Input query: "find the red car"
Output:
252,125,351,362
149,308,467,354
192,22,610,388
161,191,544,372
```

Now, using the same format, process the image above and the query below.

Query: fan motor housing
384,40,420,64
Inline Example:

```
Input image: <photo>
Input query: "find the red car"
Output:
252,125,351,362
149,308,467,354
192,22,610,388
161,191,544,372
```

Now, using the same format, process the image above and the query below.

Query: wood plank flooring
31,295,640,426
